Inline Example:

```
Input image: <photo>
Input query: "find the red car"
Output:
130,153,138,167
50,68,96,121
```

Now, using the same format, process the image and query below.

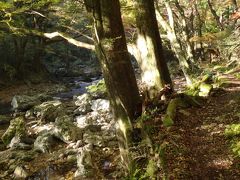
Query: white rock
14,166,28,178
76,115,89,128
91,99,110,112
75,93,92,106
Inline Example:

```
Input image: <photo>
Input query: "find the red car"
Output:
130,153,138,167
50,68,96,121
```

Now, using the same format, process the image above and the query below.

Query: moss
145,159,157,178
199,83,213,96
1,117,26,145
225,124,240,137
162,98,180,127
86,79,107,96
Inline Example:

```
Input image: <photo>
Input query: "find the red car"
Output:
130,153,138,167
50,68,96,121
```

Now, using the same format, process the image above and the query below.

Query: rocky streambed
0,77,123,179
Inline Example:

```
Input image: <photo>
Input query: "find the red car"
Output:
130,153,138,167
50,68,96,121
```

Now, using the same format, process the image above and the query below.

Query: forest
0,0,240,179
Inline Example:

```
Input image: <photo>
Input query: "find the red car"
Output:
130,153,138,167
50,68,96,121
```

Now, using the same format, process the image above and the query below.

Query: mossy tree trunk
84,0,142,170
134,0,173,99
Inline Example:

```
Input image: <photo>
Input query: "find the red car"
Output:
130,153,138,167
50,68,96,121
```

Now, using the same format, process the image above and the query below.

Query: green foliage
126,158,158,180
225,124,240,157
229,138,240,157
145,159,157,178
86,79,107,94
162,114,174,127
225,124,240,137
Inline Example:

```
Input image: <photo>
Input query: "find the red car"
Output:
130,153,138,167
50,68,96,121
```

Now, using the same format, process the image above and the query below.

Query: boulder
91,99,110,112
8,136,32,150
33,100,63,123
74,145,94,178
83,131,105,147
34,132,56,153
1,117,26,145
74,93,92,115
14,166,28,179
86,79,108,99
11,94,51,111
199,83,213,97
75,115,90,129
54,115,83,143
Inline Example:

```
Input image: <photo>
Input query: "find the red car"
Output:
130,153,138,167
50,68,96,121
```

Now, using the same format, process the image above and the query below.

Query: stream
53,76,100,100
0,75,109,179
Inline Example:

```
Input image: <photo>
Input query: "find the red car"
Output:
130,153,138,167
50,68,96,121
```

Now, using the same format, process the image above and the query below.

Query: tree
128,0,173,99
0,0,93,80
155,2,193,85
84,0,142,170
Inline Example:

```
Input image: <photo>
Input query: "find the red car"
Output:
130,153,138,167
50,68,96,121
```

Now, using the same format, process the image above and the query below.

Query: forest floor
1,74,240,179
158,75,240,179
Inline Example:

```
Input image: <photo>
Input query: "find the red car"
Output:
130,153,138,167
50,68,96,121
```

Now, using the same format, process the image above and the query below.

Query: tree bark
155,3,193,85
134,0,173,99
84,0,142,170
231,0,238,11
207,0,224,30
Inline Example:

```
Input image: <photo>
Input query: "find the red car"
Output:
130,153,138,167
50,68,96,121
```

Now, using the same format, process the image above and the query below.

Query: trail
166,77,240,179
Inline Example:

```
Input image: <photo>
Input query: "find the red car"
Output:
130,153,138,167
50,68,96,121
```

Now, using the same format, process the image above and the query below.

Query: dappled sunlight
136,34,162,93
208,157,233,169
142,70,159,87
136,35,149,58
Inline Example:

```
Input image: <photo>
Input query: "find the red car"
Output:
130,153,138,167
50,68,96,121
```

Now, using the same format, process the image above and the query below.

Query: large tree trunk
84,0,142,170
134,0,173,99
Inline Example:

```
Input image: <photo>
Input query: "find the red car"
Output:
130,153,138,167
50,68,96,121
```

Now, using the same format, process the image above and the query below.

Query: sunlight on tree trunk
133,0,172,99
84,0,142,171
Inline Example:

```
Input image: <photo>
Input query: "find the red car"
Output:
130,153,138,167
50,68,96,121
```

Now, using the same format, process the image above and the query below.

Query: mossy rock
162,114,174,127
54,115,83,143
86,79,107,98
199,83,213,97
1,117,26,145
33,100,63,123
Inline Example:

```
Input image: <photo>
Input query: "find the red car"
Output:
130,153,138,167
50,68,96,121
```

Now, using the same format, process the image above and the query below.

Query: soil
1,76,240,179
162,80,240,179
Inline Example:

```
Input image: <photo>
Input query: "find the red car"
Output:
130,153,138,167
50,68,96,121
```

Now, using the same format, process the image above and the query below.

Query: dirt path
166,83,240,179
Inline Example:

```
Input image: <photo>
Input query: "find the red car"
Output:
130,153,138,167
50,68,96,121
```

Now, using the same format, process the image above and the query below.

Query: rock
85,125,102,132
14,166,28,179
75,115,90,129
74,93,92,115
32,123,55,135
83,131,104,147
73,140,84,149
75,93,92,106
0,115,11,125
8,136,32,150
33,100,63,123
91,99,110,112
34,132,56,153
1,117,26,145
74,145,94,178
25,109,35,119
86,79,107,99
199,83,213,97
11,94,51,111
54,115,83,143
107,141,118,147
